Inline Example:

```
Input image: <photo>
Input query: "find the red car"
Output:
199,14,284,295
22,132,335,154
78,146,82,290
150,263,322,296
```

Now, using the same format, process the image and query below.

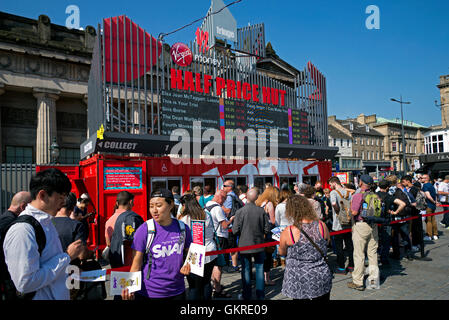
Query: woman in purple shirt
121,189,192,300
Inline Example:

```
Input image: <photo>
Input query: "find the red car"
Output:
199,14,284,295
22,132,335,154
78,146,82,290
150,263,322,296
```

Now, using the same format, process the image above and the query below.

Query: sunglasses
223,185,233,188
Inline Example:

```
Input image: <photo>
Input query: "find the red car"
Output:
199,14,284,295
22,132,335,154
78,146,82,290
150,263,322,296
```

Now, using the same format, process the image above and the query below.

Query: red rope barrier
104,209,449,272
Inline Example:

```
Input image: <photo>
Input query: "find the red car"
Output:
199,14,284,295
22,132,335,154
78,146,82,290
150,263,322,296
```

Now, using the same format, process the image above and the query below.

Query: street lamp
390,96,411,176
50,137,60,164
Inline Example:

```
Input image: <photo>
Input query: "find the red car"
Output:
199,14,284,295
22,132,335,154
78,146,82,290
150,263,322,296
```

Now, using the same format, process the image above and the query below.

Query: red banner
103,15,162,83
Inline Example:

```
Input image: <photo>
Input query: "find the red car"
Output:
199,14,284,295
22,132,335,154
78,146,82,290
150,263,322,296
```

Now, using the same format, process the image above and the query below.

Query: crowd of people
0,168,446,300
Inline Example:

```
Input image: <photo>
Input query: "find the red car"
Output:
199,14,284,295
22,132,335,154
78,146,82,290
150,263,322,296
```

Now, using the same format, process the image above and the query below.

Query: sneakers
335,267,347,275
411,245,420,253
347,282,365,291
423,236,432,241
433,235,439,240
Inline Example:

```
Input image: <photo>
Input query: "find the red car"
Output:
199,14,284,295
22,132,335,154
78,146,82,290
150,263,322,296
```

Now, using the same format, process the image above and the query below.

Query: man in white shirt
438,175,449,228
3,168,83,300
205,190,234,298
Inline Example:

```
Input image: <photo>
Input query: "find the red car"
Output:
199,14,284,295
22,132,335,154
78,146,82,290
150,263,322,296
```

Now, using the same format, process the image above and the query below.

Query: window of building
376,152,379,160
152,177,183,194
354,138,358,145
361,138,364,145
333,139,336,147
362,151,365,160
381,152,384,159
392,142,397,152
372,151,374,160
59,148,80,165
347,139,350,146
341,139,344,146
355,150,358,157
5,146,33,163
381,140,384,146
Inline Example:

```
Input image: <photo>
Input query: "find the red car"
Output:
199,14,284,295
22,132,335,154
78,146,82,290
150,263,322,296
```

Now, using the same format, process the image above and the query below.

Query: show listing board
161,90,309,145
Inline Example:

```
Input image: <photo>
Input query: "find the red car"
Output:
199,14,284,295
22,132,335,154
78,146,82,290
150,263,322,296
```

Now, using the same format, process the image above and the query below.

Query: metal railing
0,163,36,213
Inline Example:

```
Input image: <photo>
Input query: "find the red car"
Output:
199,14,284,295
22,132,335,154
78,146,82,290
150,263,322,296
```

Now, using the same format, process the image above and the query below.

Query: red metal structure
37,155,332,251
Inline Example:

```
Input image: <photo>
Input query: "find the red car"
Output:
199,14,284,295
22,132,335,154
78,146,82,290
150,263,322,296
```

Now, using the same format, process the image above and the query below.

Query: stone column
0,83,4,162
33,88,60,164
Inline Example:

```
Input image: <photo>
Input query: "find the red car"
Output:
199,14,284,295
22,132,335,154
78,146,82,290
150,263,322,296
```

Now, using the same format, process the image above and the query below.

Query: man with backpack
328,176,354,275
108,191,144,268
1,168,84,300
386,175,414,261
376,179,407,265
221,180,244,272
347,174,380,291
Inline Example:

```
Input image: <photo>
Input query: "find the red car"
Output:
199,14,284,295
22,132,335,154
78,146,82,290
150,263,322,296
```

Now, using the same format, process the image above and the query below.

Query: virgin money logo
170,42,193,67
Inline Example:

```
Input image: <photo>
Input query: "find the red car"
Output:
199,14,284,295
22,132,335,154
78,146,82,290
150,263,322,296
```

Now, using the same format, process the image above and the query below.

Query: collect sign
104,167,143,190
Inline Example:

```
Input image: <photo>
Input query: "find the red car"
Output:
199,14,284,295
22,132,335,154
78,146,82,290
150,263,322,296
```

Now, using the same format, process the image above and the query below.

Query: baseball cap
80,193,90,200
150,188,174,200
360,174,374,185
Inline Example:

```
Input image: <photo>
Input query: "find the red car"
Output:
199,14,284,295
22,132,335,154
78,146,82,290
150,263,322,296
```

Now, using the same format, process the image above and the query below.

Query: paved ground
103,210,449,300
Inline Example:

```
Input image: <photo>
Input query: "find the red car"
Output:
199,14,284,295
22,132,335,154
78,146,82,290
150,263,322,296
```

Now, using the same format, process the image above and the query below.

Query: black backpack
0,215,46,300
228,194,244,218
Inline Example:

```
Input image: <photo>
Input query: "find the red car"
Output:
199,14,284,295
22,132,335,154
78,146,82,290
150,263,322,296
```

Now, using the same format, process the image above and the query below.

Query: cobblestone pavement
103,211,449,300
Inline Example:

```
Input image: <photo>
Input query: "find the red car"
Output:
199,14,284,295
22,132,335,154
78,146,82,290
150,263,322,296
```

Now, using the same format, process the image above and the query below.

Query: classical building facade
0,11,94,164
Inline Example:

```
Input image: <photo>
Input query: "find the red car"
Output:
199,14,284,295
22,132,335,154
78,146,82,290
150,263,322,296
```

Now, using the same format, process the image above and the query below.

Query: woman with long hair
178,193,217,300
274,189,293,267
279,194,332,300
255,186,279,285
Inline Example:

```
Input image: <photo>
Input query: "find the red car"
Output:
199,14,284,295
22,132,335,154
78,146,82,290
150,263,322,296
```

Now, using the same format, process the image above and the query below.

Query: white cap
80,193,89,200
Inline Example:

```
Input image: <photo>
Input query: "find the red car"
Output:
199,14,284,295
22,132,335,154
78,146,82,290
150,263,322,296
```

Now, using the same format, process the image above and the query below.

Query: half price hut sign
170,68,287,107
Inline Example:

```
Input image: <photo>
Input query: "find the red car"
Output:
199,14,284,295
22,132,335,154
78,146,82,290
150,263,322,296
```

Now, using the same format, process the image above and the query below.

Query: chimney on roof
357,114,366,124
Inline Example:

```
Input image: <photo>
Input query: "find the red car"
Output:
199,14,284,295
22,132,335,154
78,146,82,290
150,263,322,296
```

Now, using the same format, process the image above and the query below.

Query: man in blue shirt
421,174,439,241
222,180,240,271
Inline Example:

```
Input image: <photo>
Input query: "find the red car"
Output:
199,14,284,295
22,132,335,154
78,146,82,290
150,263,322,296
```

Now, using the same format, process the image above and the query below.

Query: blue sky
2,0,448,126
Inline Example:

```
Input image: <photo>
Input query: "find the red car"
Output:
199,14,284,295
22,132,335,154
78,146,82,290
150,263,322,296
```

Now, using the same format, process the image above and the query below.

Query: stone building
328,123,362,181
328,116,388,176
0,11,95,164
418,74,449,178
354,113,428,173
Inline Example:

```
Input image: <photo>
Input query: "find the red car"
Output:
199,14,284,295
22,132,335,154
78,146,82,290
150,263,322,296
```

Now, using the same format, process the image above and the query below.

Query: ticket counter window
223,176,247,188
190,177,216,193
302,175,318,186
280,176,297,191
151,177,182,193
254,176,274,191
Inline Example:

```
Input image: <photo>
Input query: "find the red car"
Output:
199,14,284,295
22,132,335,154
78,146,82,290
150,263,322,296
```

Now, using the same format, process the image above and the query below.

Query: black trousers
333,231,354,269
410,214,423,247
186,260,215,300
440,202,449,227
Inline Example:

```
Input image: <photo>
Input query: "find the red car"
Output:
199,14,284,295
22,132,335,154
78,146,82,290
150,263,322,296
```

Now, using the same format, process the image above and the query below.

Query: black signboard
161,90,309,145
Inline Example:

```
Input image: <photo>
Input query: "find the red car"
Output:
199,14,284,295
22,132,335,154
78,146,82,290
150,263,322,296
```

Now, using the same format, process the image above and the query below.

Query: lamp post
50,137,60,164
390,96,411,176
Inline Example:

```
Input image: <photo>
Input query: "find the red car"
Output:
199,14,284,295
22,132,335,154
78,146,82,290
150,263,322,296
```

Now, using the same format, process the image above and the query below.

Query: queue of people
0,168,446,300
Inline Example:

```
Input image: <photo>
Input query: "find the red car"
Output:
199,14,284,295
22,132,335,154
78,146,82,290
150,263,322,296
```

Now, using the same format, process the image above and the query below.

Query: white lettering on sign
101,141,138,150
194,54,222,67
216,26,235,39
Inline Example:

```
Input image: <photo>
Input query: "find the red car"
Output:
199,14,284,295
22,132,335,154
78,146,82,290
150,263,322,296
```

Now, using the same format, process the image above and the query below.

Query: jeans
240,251,265,300
378,225,391,262
440,202,449,227
333,231,354,269
391,221,411,258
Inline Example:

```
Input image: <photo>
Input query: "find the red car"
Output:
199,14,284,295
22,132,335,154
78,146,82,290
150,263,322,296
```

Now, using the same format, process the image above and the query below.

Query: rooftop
375,117,427,129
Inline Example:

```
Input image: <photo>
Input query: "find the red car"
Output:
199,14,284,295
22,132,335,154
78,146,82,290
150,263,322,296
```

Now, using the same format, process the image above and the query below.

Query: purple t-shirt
131,219,192,298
